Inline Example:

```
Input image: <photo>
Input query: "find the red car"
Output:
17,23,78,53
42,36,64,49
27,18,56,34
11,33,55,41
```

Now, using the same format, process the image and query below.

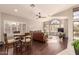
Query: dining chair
4,33,15,54
21,33,32,54
25,36,32,54
13,31,20,33
13,33,25,55
4,33,9,54
13,39,23,55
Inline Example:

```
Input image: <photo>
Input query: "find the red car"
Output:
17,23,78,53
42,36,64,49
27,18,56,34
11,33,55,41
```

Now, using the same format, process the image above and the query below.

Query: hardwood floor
0,36,68,55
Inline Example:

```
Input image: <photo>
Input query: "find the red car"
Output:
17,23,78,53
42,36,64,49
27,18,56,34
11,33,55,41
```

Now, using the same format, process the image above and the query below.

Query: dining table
13,33,32,54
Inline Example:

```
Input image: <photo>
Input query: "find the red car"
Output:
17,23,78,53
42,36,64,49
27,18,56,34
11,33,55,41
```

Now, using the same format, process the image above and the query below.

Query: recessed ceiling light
14,9,18,12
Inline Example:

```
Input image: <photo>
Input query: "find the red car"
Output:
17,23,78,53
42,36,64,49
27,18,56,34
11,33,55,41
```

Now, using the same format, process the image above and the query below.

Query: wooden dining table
13,33,32,54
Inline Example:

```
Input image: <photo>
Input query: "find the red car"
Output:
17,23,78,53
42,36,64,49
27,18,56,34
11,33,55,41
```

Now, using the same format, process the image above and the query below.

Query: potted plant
72,40,79,55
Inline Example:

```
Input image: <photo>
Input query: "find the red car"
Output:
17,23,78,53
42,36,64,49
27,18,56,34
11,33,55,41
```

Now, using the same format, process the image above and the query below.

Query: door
73,21,79,40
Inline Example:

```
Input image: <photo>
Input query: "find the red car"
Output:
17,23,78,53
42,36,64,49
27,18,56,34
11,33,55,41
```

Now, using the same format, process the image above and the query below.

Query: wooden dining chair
4,33,15,54
4,33,9,54
24,36,32,54
13,39,23,55
13,33,26,55
13,31,20,33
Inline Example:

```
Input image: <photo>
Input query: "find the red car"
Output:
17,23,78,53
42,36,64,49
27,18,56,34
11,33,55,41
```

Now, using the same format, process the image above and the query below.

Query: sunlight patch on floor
47,36,60,43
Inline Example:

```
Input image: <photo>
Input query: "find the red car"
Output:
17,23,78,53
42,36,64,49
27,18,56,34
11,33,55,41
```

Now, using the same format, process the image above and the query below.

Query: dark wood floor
0,36,68,55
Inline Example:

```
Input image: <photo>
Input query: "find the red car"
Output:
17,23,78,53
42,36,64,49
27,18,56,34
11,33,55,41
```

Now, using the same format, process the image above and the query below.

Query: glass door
43,22,50,35
73,7,79,40
50,19,60,35
50,24,60,33
73,22,79,40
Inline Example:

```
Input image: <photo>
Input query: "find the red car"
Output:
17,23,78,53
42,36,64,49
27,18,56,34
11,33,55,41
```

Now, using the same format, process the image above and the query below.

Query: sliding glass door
73,22,79,40
73,7,79,40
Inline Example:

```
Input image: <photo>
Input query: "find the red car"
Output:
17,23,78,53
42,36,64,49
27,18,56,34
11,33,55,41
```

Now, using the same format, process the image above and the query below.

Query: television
58,28,64,32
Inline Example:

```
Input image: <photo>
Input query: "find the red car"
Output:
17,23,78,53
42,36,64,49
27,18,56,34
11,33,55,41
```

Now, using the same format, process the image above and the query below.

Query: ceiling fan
35,12,46,19
30,4,47,19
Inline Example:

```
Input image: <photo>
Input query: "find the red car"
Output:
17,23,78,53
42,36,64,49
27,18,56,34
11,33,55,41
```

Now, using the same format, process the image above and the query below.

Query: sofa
31,31,48,42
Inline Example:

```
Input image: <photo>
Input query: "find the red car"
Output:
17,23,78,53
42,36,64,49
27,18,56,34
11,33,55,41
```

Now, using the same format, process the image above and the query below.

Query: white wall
0,13,3,41
27,19,43,32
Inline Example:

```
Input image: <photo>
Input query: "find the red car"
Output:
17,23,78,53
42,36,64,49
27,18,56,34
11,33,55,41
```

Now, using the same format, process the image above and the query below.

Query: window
50,19,60,33
4,21,26,37
43,21,50,35
73,7,79,40
43,19,61,35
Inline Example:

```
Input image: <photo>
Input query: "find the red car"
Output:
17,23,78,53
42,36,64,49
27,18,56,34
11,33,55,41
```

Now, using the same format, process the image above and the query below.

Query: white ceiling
35,4,76,16
0,4,76,20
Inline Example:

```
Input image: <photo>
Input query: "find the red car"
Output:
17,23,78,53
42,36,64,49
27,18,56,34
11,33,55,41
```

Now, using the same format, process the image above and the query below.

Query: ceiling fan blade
41,16,46,18
47,14,52,17
36,17,46,19
36,15,38,16
35,12,46,19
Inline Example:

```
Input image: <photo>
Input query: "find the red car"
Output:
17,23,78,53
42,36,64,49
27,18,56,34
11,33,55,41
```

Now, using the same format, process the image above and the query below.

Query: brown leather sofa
31,31,48,42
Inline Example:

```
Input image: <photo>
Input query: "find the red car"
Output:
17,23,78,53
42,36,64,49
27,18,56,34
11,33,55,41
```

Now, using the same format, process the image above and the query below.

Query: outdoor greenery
72,40,79,51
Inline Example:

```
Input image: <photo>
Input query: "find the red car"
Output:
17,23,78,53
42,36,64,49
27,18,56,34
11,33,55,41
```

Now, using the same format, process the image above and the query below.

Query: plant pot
74,47,79,55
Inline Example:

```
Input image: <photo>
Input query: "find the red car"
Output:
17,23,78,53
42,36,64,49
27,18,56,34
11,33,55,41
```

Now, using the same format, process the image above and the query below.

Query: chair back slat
4,33,8,44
